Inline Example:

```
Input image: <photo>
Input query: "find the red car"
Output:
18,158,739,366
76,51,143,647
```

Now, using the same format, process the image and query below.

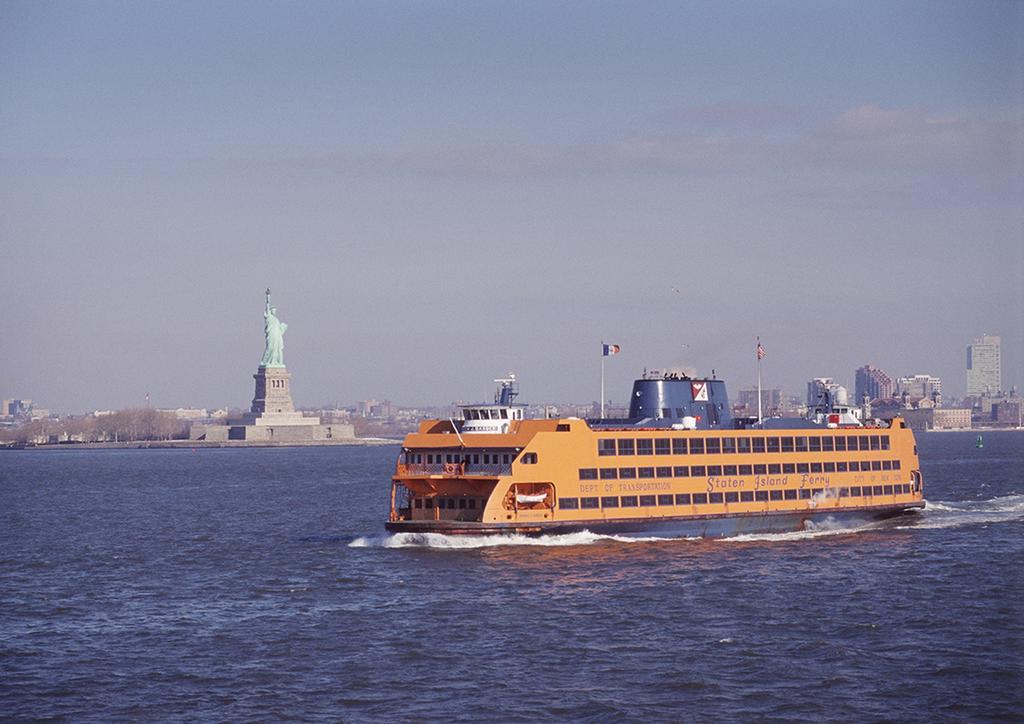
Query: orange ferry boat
386,372,924,538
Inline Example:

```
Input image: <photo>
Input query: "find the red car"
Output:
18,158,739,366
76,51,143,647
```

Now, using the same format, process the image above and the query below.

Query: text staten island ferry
386,372,924,538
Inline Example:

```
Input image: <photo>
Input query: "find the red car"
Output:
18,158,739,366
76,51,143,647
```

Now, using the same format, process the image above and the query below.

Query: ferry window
767,437,780,453
756,464,769,475
472,455,480,464
810,463,822,473
660,408,671,419
621,496,639,507
724,465,738,476
823,462,836,473
658,494,674,506
737,437,752,454
811,488,823,497
639,495,656,506
637,439,654,455
850,487,862,496
784,489,797,500
740,491,754,502
892,460,901,470
692,493,708,504
883,485,894,495
871,460,882,471
500,409,508,419
689,439,705,454
722,437,736,454
503,454,511,464
674,466,689,477
559,498,580,510
707,465,723,476
870,435,880,450
468,499,476,509
675,408,686,418
782,463,796,474
796,463,809,474
600,468,618,479
521,453,538,464
705,438,721,454
598,439,617,456
834,437,847,451
821,437,834,452
794,437,807,452
739,465,753,475
782,437,796,453
656,466,673,478
848,461,860,472
459,498,467,509
581,497,600,509
676,493,692,505
882,460,892,471
752,438,766,453
425,498,434,508
690,465,706,477
556,423,570,431
873,485,884,496
482,454,489,464
755,491,769,502
601,496,619,508
709,493,724,504
619,467,637,479
638,467,655,478
809,437,821,452
838,488,849,498
672,438,688,454
836,462,848,472
770,490,783,501
437,499,446,509
414,499,423,508
579,468,598,480
799,489,812,499
617,439,635,455
860,436,871,450
881,436,891,450
655,438,671,455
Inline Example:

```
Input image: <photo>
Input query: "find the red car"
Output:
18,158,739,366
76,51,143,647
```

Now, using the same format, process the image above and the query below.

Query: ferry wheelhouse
386,371,924,538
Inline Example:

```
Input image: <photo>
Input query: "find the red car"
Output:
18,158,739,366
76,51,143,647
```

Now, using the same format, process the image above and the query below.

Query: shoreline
1,438,400,451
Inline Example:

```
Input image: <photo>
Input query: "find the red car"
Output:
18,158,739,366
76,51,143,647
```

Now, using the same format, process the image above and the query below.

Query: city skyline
2,2,1022,413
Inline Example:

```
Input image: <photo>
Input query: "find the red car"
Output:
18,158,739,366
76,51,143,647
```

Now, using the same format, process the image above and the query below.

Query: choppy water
1,431,1022,721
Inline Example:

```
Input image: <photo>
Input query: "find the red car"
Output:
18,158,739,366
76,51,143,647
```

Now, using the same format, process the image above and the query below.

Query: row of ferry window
580,459,902,480
408,452,513,465
559,484,914,509
597,434,891,456
413,497,480,509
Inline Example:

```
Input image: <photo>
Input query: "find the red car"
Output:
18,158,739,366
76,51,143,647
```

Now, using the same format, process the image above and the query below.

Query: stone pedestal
239,366,308,425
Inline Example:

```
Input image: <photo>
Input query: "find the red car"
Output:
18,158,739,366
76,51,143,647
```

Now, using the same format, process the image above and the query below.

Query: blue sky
2,1,1022,412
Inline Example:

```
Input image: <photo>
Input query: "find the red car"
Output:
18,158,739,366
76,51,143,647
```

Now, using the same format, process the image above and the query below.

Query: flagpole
756,336,763,427
600,342,606,419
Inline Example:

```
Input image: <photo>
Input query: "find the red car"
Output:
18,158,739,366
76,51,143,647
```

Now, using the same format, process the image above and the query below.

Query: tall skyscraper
966,335,1001,397
855,365,894,402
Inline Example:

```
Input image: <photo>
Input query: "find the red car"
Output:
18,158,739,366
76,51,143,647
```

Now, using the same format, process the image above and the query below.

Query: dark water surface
2,432,1022,721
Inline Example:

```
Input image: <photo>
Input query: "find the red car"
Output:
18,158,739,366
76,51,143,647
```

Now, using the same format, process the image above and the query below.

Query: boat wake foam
900,494,1024,530
348,531,685,549
720,517,882,543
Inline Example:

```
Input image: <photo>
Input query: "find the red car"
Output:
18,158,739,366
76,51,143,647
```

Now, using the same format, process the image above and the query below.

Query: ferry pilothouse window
767,437,781,453
781,437,795,453
881,436,891,450
660,408,671,419
636,439,654,455
655,439,670,455
600,468,618,480
658,494,674,505
521,453,538,464
581,497,599,509
675,408,686,418
860,435,871,450
598,439,617,456
672,439,688,454
674,466,689,477
617,439,635,455
740,491,754,502
638,467,655,479
870,435,881,450
689,439,705,454
556,423,570,431
821,437,833,452
619,467,637,479
579,468,598,480
892,460,901,470
871,460,882,471
675,493,692,505
752,438,766,454
601,496,620,508
705,438,720,454
881,460,892,471
721,438,736,454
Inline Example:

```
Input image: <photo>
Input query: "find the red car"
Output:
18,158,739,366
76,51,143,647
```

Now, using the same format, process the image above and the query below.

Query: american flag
602,343,620,357
756,341,766,360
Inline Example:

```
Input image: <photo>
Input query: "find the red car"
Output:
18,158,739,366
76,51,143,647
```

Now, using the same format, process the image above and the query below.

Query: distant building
854,365,894,402
736,388,783,416
966,334,1001,397
993,400,1022,426
1,399,33,419
933,408,972,430
806,378,848,410
896,375,942,404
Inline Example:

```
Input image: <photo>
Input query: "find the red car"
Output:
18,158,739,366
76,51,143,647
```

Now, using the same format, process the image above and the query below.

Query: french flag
602,343,620,356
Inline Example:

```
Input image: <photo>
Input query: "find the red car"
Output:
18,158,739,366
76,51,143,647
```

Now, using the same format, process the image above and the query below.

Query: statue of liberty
260,288,287,368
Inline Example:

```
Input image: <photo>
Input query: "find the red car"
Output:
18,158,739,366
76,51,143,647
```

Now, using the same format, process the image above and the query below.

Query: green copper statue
260,288,287,368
